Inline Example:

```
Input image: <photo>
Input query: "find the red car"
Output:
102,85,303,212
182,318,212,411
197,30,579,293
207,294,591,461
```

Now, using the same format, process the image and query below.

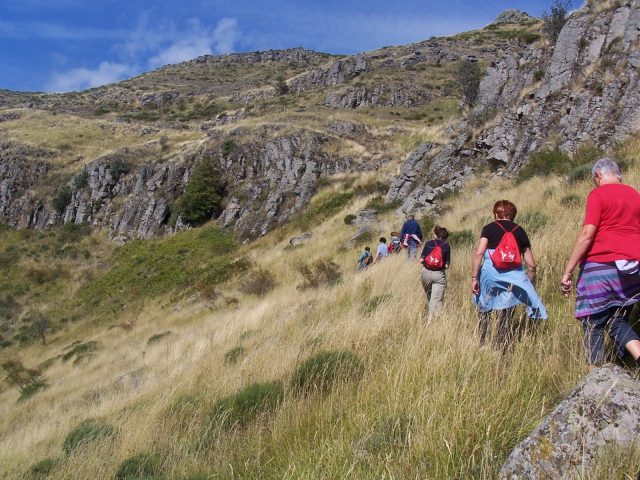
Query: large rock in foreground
500,364,640,479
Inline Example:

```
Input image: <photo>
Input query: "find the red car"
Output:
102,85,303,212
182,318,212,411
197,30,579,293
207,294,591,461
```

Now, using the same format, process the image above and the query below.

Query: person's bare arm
522,248,536,284
471,237,488,295
560,224,597,294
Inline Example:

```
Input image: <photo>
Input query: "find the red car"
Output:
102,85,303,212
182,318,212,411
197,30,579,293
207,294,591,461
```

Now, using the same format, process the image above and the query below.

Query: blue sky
0,0,581,93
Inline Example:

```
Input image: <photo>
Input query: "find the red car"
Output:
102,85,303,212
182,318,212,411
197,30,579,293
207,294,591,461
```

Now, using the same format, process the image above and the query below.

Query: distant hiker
389,231,401,254
472,200,547,349
399,214,423,259
560,158,640,366
357,246,373,271
420,226,450,315
376,237,389,262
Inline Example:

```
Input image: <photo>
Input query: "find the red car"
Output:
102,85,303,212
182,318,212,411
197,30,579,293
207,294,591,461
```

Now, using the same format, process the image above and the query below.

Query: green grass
208,381,284,429
63,418,115,454
74,226,242,318
290,350,364,396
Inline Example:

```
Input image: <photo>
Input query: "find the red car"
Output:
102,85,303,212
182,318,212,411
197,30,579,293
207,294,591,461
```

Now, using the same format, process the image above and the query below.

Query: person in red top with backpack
471,200,547,349
420,226,451,315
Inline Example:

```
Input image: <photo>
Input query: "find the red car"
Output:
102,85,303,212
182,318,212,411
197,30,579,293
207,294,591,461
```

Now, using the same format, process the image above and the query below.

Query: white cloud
147,17,240,69
213,18,240,54
46,61,132,92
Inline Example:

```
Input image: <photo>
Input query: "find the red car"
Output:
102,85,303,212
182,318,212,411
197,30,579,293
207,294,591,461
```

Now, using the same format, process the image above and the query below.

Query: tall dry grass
0,153,638,479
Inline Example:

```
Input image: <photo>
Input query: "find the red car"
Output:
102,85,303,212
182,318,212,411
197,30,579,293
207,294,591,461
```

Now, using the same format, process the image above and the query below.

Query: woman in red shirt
561,158,640,366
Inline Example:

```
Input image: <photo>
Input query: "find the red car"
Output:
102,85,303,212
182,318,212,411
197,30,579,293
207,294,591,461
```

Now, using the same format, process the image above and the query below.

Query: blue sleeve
416,223,423,240
399,223,406,239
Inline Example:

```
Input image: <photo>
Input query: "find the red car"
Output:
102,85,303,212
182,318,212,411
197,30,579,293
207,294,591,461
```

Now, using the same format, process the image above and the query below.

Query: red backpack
424,240,444,270
490,222,522,269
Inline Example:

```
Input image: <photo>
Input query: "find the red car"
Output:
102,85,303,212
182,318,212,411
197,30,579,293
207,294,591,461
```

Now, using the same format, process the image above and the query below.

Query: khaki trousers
421,268,446,314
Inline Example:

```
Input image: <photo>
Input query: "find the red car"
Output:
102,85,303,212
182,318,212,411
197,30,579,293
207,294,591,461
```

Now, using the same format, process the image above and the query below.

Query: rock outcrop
492,10,535,25
500,364,640,479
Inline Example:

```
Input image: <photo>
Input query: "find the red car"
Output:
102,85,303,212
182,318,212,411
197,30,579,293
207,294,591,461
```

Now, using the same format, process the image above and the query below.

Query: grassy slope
1,140,638,479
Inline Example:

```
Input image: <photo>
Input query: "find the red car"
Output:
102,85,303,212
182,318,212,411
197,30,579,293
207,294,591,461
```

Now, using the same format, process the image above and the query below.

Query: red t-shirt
583,183,640,262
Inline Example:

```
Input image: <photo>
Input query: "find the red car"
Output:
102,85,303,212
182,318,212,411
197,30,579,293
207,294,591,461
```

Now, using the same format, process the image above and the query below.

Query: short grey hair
592,157,622,180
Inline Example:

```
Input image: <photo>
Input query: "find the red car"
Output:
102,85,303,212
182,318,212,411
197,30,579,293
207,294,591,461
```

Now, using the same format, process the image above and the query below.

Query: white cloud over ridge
45,17,241,92
47,61,132,93
147,17,240,68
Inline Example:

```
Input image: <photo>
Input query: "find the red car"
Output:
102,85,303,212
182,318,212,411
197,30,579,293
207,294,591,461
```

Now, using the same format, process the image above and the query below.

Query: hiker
376,237,389,262
389,231,401,254
471,200,547,349
560,158,640,366
398,214,423,259
357,246,373,271
420,226,450,314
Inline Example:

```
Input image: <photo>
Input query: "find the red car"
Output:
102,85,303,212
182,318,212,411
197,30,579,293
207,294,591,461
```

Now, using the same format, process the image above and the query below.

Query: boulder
354,209,378,225
500,364,640,479
289,232,312,246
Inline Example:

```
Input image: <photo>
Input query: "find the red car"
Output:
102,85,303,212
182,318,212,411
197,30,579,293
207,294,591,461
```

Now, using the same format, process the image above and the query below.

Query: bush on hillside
224,346,246,365
1,359,47,401
239,269,277,296
109,157,131,179
516,149,571,183
63,418,115,454
174,157,226,226
542,0,572,45
61,340,101,362
114,453,160,480
455,60,482,107
27,457,58,479
560,194,581,207
146,331,172,345
296,259,342,290
448,230,475,247
290,350,364,396
209,381,284,429
51,187,72,215
518,211,549,234
344,214,357,225
366,415,416,452
567,164,593,184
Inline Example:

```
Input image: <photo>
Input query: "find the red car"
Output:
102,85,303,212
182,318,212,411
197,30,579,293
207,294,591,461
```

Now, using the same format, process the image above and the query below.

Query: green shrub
51,187,72,215
210,381,284,429
224,346,246,365
366,415,415,452
18,378,48,402
146,331,172,345
63,418,115,454
352,230,375,247
518,211,549,234
62,341,101,362
542,0,571,44
239,269,277,296
343,214,357,225
516,149,571,183
365,196,399,214
290,350,364,395
448,230,475,247
174,157,226,225
362,294,393,315
114,453,160,480
222,140,237,157
533,69,545,82
567,164,592,184
109,157,131,179
296,259,342,290
560,194,581,207
455,60,482,107
74,169,88,189
28,457,58,479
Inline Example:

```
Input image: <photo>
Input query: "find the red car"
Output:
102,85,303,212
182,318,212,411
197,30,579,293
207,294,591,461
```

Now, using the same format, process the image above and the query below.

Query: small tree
456,60,482,107
2,359,46,399
275,76,289,95
174,157,226,225
32,317,51,345
543,0,572,45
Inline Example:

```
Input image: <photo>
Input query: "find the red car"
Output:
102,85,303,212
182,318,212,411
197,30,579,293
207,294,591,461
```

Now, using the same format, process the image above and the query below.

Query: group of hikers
356,158,640,367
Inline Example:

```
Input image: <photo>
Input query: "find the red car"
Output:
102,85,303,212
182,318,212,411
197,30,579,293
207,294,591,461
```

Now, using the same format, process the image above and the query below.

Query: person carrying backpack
388,232,401,254
357,246,373,271
399,214,423,259
471,200,547,349
376,237,389,262
419,226,451,314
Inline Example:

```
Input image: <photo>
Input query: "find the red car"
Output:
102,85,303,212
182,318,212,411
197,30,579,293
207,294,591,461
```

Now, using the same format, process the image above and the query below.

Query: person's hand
472,278,480,295
560,272,573,296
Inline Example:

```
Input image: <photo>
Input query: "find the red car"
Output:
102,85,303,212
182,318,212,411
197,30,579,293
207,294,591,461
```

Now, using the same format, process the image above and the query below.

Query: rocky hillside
388,0,640,213
1,1,639,242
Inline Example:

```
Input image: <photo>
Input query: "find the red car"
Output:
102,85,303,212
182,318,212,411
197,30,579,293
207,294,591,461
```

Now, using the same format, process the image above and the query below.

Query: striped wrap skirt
575,261,640,318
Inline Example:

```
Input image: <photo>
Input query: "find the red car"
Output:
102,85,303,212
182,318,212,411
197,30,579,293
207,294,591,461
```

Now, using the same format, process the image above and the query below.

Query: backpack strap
494,221,519,233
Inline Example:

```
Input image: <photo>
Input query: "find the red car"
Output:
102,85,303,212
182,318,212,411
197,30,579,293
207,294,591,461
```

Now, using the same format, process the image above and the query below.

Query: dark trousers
579,306,639,365
478,307,516,349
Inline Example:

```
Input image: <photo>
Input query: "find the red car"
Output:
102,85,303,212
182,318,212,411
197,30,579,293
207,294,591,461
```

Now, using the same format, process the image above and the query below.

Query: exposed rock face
492,10,535,25
387,1,640,213
478,2,640,173
354,209,378,225
500,364,640,479
289,56,368,91
324,84,432,109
